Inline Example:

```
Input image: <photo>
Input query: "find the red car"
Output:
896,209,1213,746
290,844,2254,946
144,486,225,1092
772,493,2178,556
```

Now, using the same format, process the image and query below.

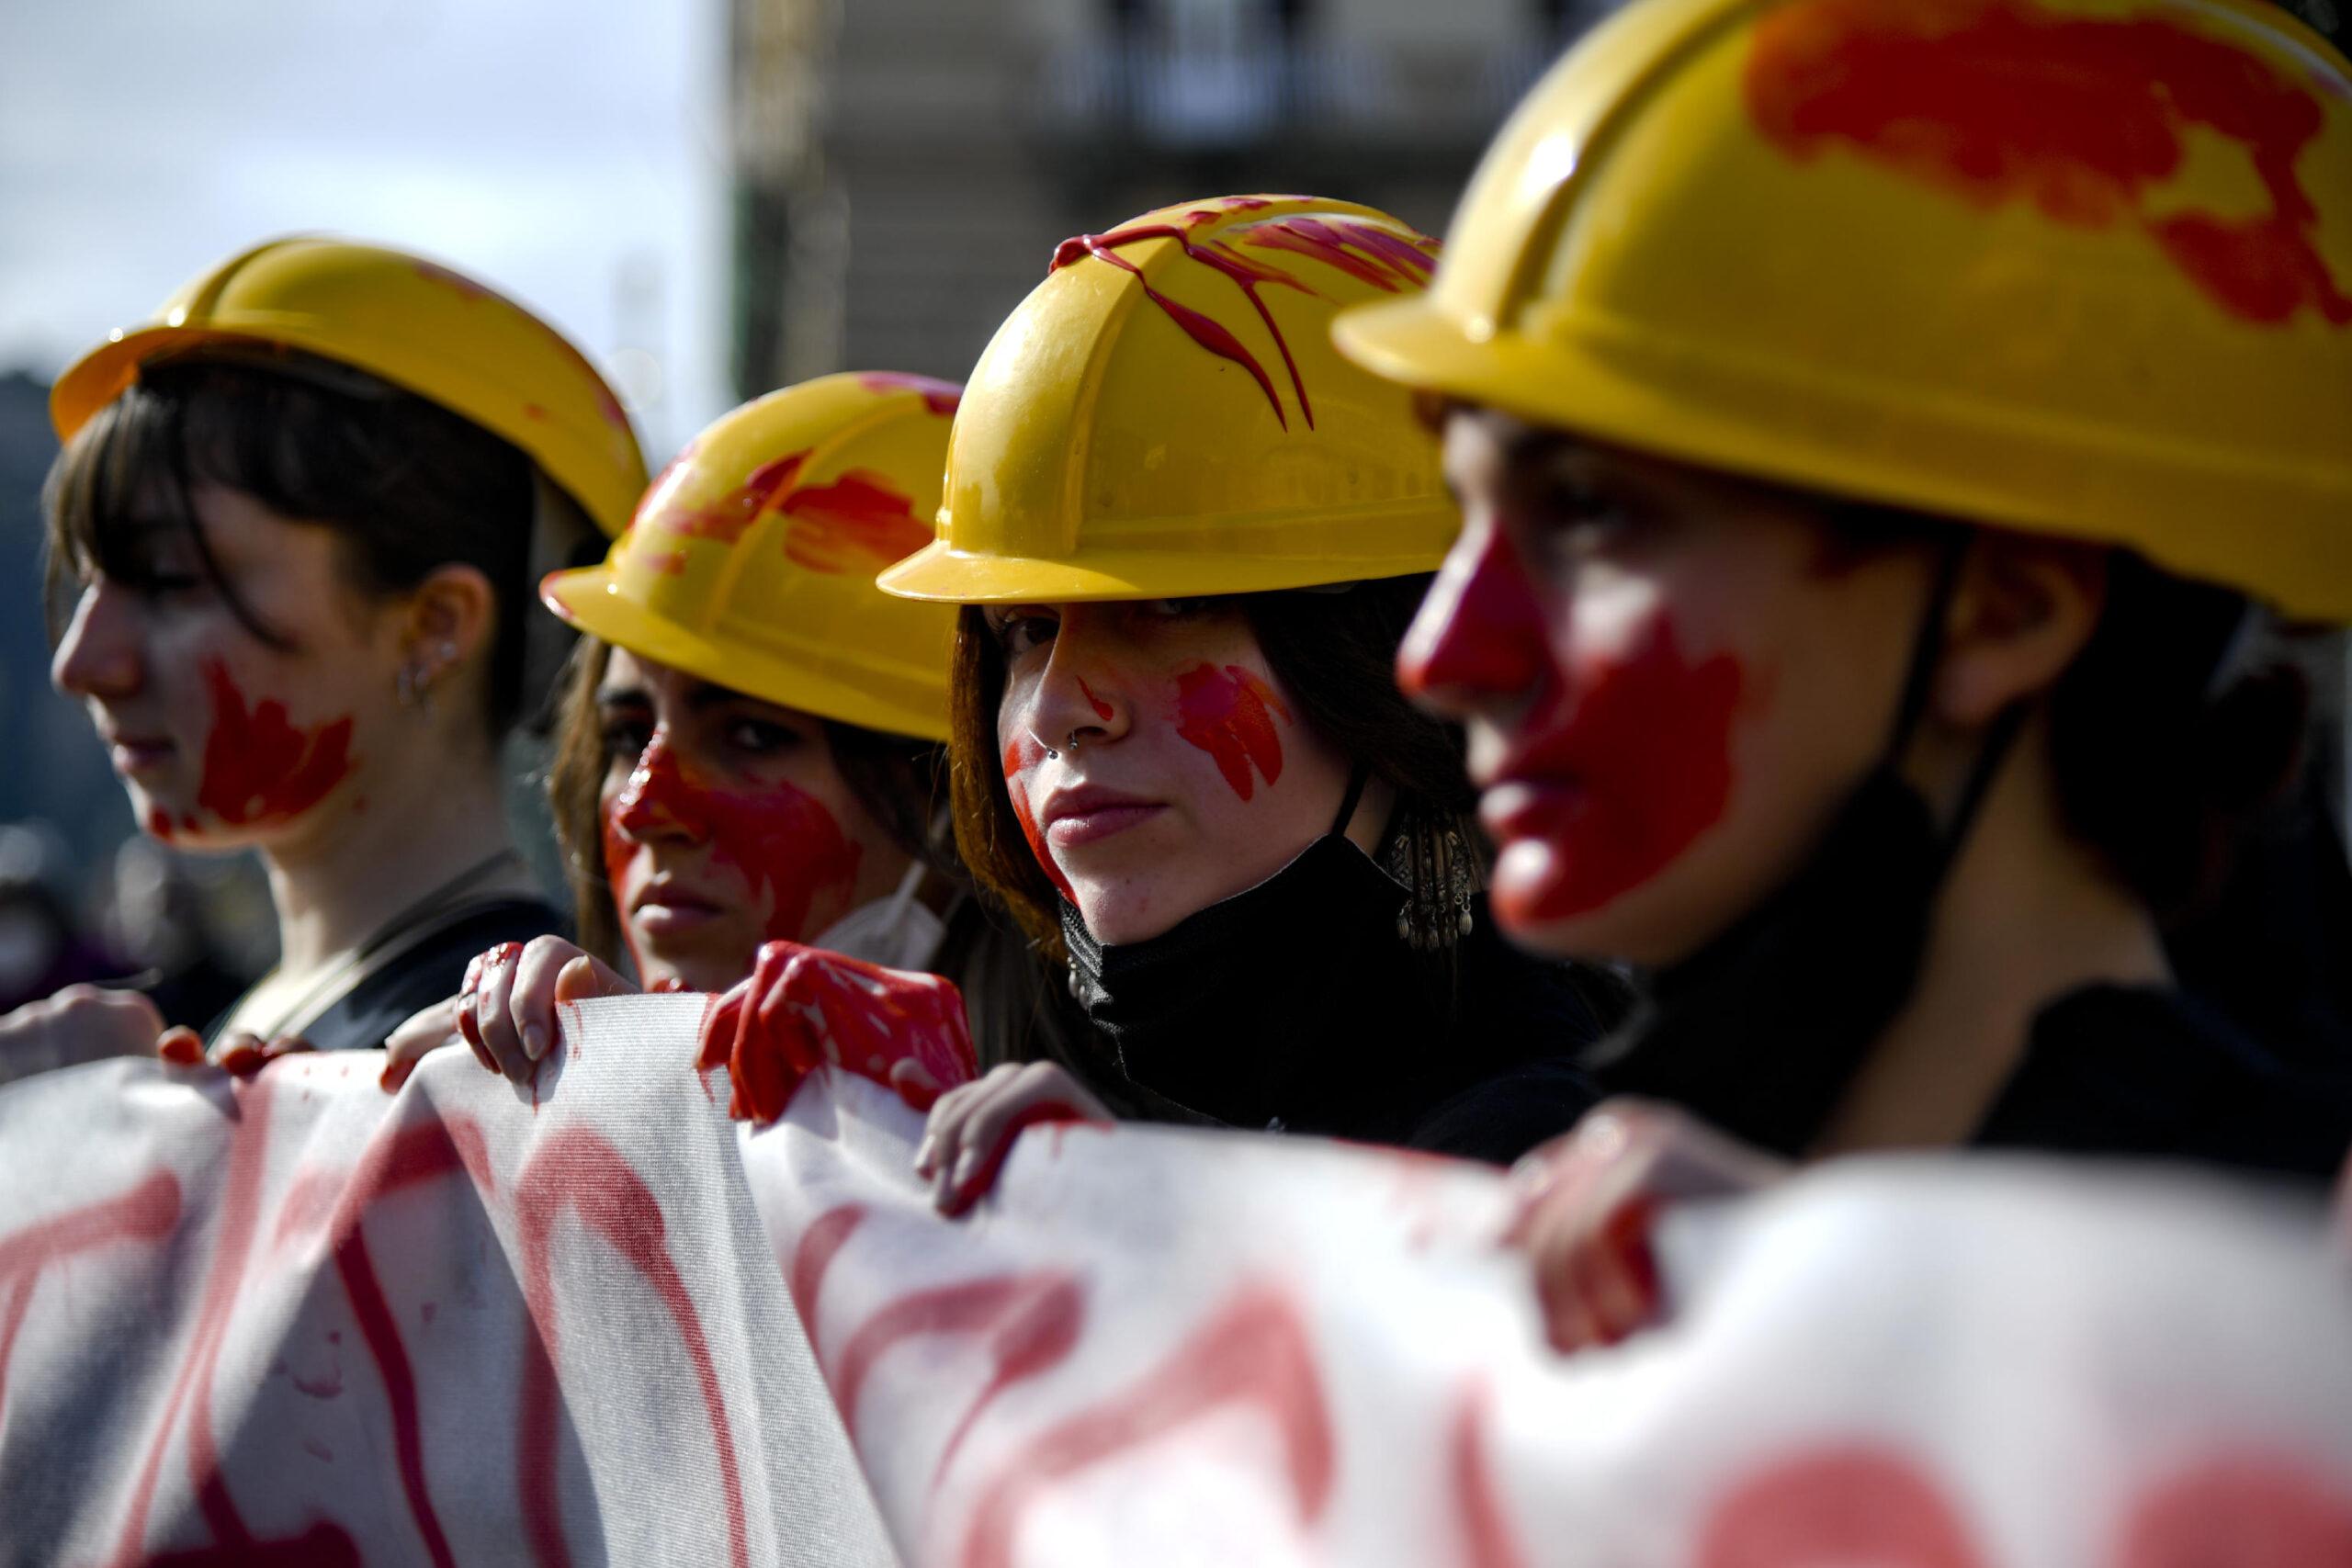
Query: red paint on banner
1746,0,2352,327
960,1283,1334,1568
191,661,355,829
1077,677,1114,722
514,1129,748,1568
780,470,935,575
1002,739,1078,903
2120,1453,2352,1567
1699,1444,1983,1568
0,1171,180,1425
1173,663,1293,802
856,371,963,417
823,1271,1085,1483
607,734,864,950
138,1520,363,1566
1450,1377,1532,1568
646,452,808,548
787,1203,869,1316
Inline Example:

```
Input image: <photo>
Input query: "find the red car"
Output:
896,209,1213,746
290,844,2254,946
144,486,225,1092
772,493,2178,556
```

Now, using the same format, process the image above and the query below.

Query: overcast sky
0,0,729,461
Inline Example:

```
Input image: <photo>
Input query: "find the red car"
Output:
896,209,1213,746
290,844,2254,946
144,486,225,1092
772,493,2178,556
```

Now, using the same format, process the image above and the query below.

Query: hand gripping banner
4,993,2351,1566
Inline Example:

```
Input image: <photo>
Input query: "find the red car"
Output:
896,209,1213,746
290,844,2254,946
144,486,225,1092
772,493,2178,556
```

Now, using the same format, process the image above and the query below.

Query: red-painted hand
1505,1098,1786,1354
695,941,979,1125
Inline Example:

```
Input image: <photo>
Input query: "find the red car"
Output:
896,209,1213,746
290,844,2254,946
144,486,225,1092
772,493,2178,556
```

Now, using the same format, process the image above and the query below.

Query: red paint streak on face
192,660,356,829
1747,0,2352,327
609,735,864,948
514,1129,748,1568
786,1202,867,1318
599,798,649,979
270,1115,493,1568
144,806,176,842
1002,739,1078,903
780,470,936,575
2120,1454,2352,1567
1051,217,1323,428
854,371,963,417
959,1284,1333,1568
1449,1378,1532,1568
0,1171,180,1425
1172,663,1293,802
1499,608,1744,924
648,452,808,548
1238,217,1439,293
1698,1444,1983,1568
1077,676,1114,722
825,1271,1085,1485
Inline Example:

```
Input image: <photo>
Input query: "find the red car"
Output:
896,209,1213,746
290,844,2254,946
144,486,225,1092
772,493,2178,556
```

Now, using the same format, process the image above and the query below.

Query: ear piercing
395,641,463,710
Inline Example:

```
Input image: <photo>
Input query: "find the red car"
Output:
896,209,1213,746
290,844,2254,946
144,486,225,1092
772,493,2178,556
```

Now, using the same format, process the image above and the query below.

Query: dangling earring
1385,815,1478,951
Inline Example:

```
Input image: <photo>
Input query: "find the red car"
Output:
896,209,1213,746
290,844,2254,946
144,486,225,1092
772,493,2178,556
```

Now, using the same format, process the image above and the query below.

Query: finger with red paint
381,997,469,1092
209,1028,269,1076
451,951,495,1075
917,1061,1111,1216
505,935,636,1070
156,1025,205,1066
1506,1099,1783,1355
465,942,531,1085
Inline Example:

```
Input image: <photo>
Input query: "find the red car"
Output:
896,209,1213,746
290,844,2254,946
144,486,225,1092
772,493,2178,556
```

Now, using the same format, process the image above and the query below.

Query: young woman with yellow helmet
702,197,1625,1209
389,372,1075,1096
1331,0,2352,1348
4,238,646,1081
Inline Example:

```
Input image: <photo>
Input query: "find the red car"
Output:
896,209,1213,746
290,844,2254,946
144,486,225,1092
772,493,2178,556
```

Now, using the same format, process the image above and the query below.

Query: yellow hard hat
877,195,1453,604
51,235,650,537
540,372,960,741
1334,0,2352,622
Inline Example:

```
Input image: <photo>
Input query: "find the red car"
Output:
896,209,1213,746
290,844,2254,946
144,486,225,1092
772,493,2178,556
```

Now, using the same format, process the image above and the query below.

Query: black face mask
1585,539,2026,1158
1060,773,1405,1127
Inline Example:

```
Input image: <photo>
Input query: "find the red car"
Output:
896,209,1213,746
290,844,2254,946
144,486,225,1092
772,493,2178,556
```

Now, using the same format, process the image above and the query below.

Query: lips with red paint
1040,784,1168,848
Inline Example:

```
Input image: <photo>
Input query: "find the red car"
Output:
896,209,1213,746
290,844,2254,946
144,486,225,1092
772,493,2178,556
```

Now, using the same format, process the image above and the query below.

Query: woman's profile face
989,598,1356,945
595,649,910,993
1402,409,1937,969
51,481,406,852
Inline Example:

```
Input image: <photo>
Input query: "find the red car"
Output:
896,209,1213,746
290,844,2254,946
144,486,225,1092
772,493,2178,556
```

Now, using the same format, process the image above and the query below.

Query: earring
1385,817,1478,950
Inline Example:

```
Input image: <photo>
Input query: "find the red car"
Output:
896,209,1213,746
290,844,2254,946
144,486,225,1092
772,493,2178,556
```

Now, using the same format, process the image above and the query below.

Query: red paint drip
514,1128,749,1568
823,1270,1084,1486
1076,677,1114,722
0,1171,180,1427
1172,663,1293,802
1238,216,1438,294
959,1283,1333,1568
2120,1453,2352,1568
647,451,808,548
608,736,863,948
138,1521,362,1567
1449,1377,1532,1568
143,807,175,842
786,1203,867,1318
855,371,963,417
1699,1443,1983,1568
192,661,356,829
1001,739,1077,903
1050,212,1329,428
780,469,936,575
1746,0,2352,327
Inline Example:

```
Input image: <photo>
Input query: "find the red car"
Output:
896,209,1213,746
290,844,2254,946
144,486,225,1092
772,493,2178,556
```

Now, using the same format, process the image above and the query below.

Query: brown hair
43,352,568,739
547,637,969,967
947,577,1483,961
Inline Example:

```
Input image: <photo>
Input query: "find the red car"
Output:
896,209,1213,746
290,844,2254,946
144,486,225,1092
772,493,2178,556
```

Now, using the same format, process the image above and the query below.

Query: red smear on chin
605,737,864,953
1499,611,1745,924
780,470,935,575
1002,739,1078,904
1747,0,2352,327
1173,663,1293,802
192,660,356,829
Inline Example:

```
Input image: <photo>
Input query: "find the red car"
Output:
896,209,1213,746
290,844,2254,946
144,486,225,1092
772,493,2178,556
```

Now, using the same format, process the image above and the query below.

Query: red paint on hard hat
1173,663,1293,803
1002,739,1078,903
646,451,808,548
1492,611,1744,923
855,372,962,417
1239,217,1438,293
1747,0,2352,327
606,735,863,948
192,660,356,829
780,470,935,575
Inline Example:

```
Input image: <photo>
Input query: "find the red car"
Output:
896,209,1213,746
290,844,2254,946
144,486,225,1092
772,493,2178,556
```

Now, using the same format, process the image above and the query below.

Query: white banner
4,994,2349,1566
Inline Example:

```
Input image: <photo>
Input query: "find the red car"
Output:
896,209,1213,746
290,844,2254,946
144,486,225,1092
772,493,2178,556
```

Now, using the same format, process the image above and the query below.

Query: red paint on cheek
1500,612,1745,924
599,794,646,976
1002,739,1078,904
780,470,935,575
143,807,176,842
1172,663,1293,802
1746,0,2352,327
609,738,865,947
192,660,356,829
1077,677,1114,722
